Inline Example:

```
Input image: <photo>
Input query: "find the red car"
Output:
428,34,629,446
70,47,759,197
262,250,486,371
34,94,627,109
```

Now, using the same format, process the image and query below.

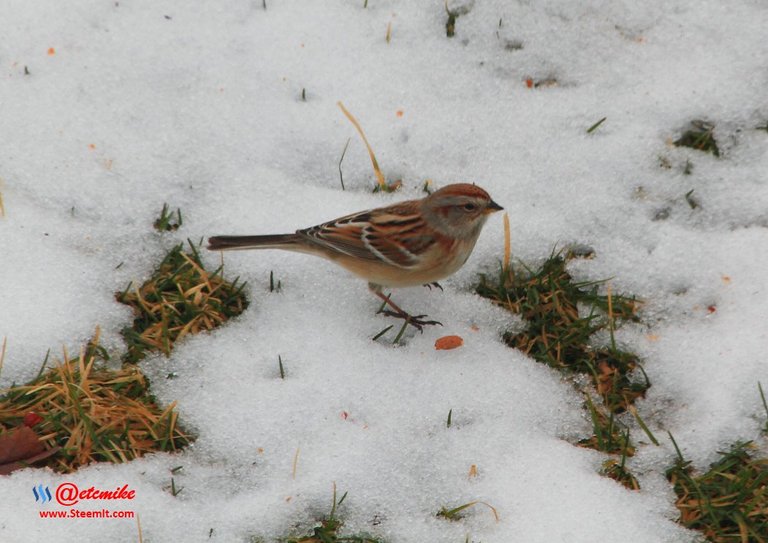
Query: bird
208,183,503,330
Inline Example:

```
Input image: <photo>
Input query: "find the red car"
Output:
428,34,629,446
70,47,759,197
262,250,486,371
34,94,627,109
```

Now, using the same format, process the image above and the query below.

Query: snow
1,0,767,541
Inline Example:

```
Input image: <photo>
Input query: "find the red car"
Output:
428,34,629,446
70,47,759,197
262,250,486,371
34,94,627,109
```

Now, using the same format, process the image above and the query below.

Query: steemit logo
33,484,53,504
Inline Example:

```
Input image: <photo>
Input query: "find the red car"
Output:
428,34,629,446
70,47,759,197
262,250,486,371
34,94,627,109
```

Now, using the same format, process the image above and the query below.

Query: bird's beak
485,200,504,214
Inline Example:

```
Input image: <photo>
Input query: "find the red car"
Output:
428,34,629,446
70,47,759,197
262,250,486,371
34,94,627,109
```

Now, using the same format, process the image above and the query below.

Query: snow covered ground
2,1,767,541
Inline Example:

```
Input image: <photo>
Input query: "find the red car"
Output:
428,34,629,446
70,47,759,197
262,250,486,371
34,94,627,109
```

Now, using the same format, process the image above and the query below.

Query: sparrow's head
421,183,503,239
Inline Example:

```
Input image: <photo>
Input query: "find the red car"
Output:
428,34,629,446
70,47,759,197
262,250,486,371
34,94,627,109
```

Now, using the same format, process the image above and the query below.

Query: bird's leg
422,281,444,291
372,289,442,332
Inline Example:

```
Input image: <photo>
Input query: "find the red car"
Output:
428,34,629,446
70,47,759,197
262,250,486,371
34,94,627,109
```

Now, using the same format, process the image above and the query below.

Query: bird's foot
373,290,442,332
422,282,444,291
379,310,442,332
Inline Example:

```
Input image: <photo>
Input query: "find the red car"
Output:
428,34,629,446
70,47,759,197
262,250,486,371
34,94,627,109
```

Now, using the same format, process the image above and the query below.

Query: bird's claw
409,315,443,331
380,310,442,332
423,282,444,291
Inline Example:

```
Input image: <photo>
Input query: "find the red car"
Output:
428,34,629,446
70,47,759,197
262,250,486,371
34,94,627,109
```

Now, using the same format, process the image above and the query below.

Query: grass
0,333,189,472
476,249,647,413
674,120,720,157
602,456,640,491
437,501,500,523
577,395,634,456
476,232,768,538
338,137,351,191
586,116,607,134
337,101,400,193
666,440,768,542
628,404,660,446
371,295,410,345
169,476,183,497
597,421,639,490
0,208,253,473
445,8,457,37
285,486,384,543
372,320,409,345
444,0,472,38
153,203,182,232
476,246,647,487
270,270,283,292
117,239,248,363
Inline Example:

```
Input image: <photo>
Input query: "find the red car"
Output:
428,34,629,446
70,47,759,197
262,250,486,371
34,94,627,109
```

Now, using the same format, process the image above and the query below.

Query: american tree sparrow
208,183,502,329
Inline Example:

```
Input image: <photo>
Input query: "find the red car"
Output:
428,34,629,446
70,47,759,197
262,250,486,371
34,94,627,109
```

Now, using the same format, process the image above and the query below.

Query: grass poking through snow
758,382,768,435
443,0,472,38
476,246,647,488
0,211,251,474
0,331,189,472
437,500,500,523
673,120,720,157
586,116,607,134
153,203,183,232
578,394,634,456
337,101,401,193
476,249,646,413
666,440,768,542
117,239,248,363
284,485,384,543
599,424,639,490
476,218,768,537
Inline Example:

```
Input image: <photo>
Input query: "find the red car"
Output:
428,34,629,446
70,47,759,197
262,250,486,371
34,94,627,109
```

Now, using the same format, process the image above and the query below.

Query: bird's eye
462,203,477,211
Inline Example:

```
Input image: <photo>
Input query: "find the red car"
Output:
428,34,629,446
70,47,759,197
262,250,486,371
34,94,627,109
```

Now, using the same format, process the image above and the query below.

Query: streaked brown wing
298,203,435,268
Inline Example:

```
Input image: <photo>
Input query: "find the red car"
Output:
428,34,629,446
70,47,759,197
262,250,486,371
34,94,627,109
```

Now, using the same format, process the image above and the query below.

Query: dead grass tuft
0,335,189,472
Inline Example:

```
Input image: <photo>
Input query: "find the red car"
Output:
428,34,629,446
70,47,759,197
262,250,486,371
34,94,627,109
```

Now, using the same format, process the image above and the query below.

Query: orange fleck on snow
396,110,404,117
47,47,56,56
435,335,464,350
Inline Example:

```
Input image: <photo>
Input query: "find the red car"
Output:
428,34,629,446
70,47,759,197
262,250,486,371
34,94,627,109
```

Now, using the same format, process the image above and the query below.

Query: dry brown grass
0,334,189,472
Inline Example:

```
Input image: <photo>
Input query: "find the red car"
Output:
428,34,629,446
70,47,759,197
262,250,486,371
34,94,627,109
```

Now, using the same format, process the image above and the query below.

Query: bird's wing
298,203,436,269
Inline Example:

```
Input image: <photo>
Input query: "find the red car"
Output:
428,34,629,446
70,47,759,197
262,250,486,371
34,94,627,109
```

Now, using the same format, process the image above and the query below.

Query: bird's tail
207,234,303,251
